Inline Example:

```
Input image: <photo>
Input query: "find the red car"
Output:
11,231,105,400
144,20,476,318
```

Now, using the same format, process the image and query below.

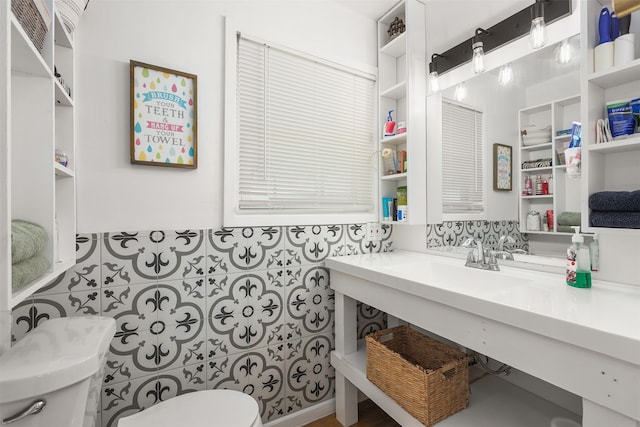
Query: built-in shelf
55,80,73,106
587,57,640,89
587,136,640,154
380,81,406,100
521,195,553,200
521,167,553,173
380,133,407,146
381,172,407,181
521,142,552,151
10,17,51,77
54,162,74,177
379,32,406,58
332,342,581,427
554,134,571,140
53,11,73,48
10,259,75,307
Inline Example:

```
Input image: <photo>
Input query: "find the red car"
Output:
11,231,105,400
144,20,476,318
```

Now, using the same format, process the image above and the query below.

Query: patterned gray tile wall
426,220,529,252
11,224,392,427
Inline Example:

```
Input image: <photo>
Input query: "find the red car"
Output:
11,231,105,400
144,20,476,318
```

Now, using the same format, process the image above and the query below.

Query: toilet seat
117,390,262,427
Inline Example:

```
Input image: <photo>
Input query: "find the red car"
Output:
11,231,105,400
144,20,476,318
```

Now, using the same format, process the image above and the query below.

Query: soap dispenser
566,226,592,288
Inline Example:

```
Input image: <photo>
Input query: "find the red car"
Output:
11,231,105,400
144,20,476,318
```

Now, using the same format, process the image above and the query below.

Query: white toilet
0,316,263,427
0,316,115,427
117,389,263,427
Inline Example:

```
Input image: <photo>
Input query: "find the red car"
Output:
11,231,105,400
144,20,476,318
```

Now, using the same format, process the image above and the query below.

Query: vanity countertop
326,250,640,366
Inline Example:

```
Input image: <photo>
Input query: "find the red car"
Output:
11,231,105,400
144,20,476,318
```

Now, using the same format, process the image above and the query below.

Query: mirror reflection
434,36,582,260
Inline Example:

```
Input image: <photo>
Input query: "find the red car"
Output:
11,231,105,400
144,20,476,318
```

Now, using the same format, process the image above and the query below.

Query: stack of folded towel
589,190,640,229
557,212,581,233
11,220,50,291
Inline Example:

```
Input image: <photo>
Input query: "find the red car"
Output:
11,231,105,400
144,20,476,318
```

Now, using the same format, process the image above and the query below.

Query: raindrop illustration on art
156,152,161,160
177,156,184,164
171,84,177,93
147,145,153,153
150,81,156,90
189,147,194,157
135,138,141,145
181,78,186,87
139,151,146,161
134,122,142,133
142,68,149,78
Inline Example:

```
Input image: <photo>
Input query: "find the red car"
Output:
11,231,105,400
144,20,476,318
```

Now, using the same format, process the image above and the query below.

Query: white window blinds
236,35,376,213
441,99,485,214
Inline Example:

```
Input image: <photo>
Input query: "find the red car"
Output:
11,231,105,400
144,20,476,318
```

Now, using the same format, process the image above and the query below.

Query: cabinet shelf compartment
587,57,640,89
54,162,74,177
331,342,581,427
10,16,51,77
521,142,552,151
521,167,553,173
380,81,406,100
586,136,640,154
55,79,73,106
379,32,406,58
381,172,407,181
380,133,407,146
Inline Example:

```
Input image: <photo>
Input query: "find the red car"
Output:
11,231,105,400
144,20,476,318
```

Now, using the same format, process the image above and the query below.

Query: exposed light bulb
454,82,467,102
429,71,440,93
555,39,573,64
498,64,514,86
530,16,546,49
472,41,485,74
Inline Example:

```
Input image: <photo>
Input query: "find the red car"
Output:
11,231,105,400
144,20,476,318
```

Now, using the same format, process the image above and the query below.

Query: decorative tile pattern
207,346,285,423
286,334,334,413
426,220,528,252
357,302,386,339
285,264,334,340
11,224,393,427
102,232,157,287
207,270,284,353
285,225,345,266
154,230,206,281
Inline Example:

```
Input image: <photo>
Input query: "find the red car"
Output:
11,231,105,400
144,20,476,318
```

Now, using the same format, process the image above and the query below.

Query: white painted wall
75,0,378,232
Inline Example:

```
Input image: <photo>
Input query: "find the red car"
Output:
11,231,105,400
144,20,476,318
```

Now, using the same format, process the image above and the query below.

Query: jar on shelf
55,149,69,167
527,210,541,231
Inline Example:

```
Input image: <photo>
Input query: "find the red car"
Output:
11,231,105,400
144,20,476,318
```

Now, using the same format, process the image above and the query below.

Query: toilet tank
0,316,116,427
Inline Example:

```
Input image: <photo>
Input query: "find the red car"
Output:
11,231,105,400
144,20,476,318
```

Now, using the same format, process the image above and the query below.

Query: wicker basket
11,0,50,52
366,326,469,426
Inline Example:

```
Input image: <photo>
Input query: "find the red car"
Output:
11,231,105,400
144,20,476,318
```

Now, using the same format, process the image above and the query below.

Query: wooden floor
303,400,400,427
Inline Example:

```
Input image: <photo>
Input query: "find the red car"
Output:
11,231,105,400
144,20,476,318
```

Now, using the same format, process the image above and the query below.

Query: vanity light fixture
429,53,444,93
498,63,514,86
530,0,547,49
454,81,467,102
472,28,489,74
555,38,574,64
431,0,570,76
612,0,640,17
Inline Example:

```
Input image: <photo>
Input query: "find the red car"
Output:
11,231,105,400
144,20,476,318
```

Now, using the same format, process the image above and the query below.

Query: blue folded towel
589,190,640,212
11,220,48,265
590,211,640,229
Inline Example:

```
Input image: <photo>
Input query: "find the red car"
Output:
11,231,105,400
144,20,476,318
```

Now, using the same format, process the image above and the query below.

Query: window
224,30,377,226
441,99,485,217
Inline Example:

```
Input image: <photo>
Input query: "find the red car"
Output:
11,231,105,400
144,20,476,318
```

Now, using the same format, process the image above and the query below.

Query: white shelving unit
581,1,640,236
1,1,76,351
518,95,581,234
377,0,426,225
332,341,580,427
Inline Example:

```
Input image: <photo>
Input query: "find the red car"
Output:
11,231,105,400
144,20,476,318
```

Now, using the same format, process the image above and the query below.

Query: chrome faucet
497,234,516,252
461,238,499,271
494,234,517,260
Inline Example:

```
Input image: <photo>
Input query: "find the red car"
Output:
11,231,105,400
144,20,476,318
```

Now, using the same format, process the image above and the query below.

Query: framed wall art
493,143,512,191
130,60,197,168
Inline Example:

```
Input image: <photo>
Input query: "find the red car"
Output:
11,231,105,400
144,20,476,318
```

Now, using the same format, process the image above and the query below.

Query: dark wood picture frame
130,60,197,168
493,143,512,191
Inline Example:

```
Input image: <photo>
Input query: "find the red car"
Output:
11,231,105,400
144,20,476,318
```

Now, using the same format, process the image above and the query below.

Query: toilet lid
117,390,260,427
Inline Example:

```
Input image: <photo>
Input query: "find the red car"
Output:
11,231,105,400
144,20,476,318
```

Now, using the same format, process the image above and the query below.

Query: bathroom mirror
430,36,582,259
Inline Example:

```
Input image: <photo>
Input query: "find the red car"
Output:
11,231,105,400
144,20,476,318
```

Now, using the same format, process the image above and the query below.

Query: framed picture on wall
493,143,512,191
130,60,198,168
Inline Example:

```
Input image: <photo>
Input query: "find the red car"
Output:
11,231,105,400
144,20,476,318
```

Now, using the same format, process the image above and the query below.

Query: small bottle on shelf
524,176,532,196
535,175,542,195
548,175,553,194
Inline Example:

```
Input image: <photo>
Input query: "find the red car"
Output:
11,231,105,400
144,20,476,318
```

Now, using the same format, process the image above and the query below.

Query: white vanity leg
335,291,358,426
582,399,640,427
